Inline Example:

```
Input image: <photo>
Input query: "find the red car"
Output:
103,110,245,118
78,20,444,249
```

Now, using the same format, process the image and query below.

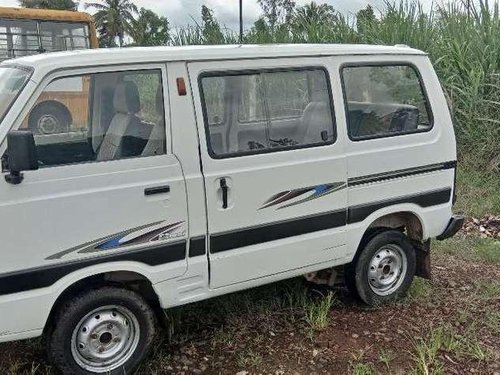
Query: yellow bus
0,7,98,133
0,7,98,61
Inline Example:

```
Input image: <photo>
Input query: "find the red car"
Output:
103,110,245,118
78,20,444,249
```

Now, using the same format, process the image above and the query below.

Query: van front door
189,59,347,288
0,66,188,293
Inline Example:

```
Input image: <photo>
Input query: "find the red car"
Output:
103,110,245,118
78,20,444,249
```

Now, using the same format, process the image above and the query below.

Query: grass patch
475,280,500,299
406,277,433,302
378,349,396,371
434,236,500,264
410,324,492,374
485,310,500,334
304,292,336,331
236,348,263,368
455,168,500,217
349,362,376,375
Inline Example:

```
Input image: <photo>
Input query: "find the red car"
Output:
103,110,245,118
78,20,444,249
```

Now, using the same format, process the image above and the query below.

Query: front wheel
47,286,157,374
346,230,416,306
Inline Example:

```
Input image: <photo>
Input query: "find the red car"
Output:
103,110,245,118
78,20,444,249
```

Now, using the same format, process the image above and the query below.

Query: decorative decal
260,182,346,210
46,221,186,260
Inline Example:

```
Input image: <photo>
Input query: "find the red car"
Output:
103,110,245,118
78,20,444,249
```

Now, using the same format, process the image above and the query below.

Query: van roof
2,44,426,70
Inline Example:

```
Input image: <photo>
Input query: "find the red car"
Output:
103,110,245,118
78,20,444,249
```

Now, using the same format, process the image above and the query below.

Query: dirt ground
0,237,499,374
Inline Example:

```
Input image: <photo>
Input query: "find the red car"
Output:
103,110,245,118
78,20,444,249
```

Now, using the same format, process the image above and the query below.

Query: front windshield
0,66,30,122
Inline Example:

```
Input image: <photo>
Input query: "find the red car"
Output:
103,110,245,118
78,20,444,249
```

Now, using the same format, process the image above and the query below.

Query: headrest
303,102,330,122
113,81,140,114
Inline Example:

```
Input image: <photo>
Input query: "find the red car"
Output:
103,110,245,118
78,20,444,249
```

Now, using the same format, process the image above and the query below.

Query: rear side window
200,68,336,158
342,64,432,140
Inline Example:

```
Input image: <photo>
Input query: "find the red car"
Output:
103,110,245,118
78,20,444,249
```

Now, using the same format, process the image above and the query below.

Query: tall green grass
167,1,500,169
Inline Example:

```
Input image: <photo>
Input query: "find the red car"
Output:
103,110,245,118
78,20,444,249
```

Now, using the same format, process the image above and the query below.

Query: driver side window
22,69,166,168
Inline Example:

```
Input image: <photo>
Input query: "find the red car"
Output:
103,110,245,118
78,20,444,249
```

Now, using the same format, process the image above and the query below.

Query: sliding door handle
144,185,170,196
220,178,228,209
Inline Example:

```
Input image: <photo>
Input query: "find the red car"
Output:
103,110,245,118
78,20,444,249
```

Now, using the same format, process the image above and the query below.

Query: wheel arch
351,207,426,261
43,268,163,336
348,207,431,279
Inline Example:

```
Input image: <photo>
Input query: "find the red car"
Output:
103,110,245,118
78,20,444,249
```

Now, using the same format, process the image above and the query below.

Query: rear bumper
437,215,464,240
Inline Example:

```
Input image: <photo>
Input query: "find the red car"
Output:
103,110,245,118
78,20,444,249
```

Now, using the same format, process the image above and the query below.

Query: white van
0,44,463,374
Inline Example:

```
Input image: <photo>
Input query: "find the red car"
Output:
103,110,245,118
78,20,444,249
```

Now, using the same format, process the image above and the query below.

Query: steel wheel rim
71,305,140,373
37,114,59,134
368,244,407,296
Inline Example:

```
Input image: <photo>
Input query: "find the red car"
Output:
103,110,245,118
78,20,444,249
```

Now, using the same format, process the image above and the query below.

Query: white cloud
0,0,467,31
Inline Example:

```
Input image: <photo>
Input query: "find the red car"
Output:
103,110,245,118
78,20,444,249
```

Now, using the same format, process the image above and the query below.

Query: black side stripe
348,188,452,224
189,236,207,257
348,161,457,187
0,188,453,295
0,241,186,296
210,209,347,254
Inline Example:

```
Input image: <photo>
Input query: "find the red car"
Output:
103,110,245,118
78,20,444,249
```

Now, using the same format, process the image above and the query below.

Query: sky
0,0,437,30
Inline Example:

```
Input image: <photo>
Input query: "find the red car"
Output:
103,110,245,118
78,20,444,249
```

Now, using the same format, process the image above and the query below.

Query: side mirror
5,130,38,185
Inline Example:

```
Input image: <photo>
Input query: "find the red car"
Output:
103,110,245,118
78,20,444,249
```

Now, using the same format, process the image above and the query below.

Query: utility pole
239,0,243,44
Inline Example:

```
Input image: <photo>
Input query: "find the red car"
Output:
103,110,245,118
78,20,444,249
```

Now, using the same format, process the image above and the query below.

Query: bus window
0,19,39,59
0,7,97,62
40,21,90,52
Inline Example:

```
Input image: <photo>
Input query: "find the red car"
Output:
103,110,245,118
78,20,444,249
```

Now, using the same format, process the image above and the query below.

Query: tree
248,17,272,42
293,1,336,29
291,2,337,42
257,0,296,32
85,0,137,47
201,5,224,44
19,0,78,10
130,8,169,46
356,5,376,34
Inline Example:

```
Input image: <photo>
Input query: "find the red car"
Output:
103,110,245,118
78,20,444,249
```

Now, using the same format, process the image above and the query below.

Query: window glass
342,65,432,139
40,21,90,52
0,67,30,121
22,69,165,168
201,76,225,126
201,68,335,157
0,19,39,60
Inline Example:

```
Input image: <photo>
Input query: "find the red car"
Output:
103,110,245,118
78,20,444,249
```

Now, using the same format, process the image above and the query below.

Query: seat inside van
347,101,419,138
97,80,152,161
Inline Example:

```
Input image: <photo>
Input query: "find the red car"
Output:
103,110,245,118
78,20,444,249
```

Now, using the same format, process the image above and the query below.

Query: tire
28,102,70,134
47,286,157,375
345,230,416,306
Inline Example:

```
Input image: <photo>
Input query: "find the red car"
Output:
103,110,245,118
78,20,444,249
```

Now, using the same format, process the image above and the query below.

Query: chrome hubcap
37,114,59,134
368,244,407,296
71,305,140,373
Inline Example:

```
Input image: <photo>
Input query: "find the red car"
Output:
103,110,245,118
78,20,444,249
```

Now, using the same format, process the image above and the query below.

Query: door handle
144,185,170,196
220,178,228,209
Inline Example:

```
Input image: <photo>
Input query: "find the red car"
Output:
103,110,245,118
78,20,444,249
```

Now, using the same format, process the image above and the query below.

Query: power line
239,0,243,44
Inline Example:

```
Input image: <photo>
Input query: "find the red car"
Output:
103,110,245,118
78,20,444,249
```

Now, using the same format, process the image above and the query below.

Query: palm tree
85,0,137,47
293,1,336,28
291,1,337,42
19,0,78,10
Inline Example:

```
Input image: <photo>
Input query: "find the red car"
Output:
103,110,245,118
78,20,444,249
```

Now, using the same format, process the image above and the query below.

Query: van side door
0,65,188,295
189,58,348,288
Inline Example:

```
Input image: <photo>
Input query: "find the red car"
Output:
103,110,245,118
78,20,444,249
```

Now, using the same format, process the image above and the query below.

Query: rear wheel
346,230,416,306
47,286,156,374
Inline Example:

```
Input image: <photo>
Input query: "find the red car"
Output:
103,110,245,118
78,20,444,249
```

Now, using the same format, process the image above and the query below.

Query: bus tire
28,101,71,134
